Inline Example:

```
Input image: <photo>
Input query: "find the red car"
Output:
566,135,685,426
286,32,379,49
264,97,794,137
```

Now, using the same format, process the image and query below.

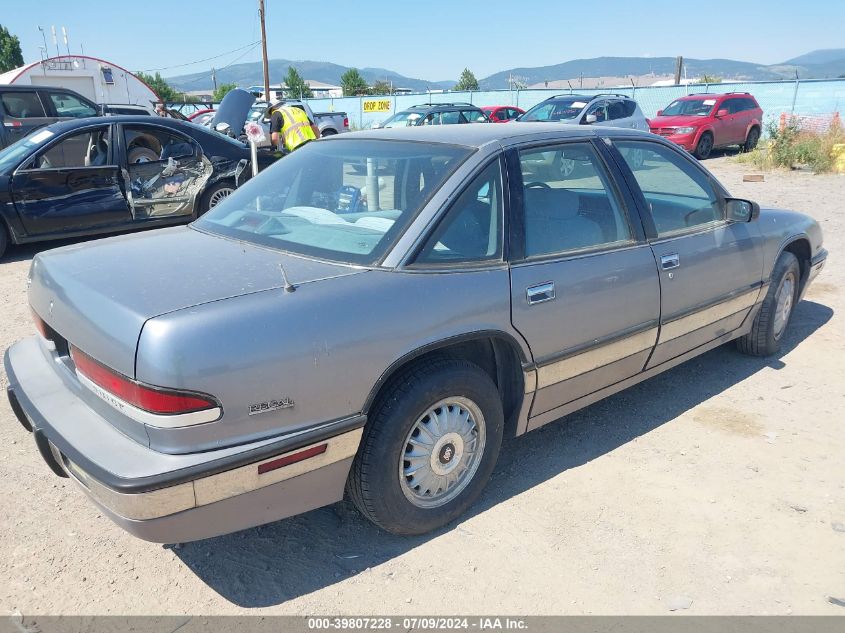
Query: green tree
283,66,312,99
370,80,392,95
135,71,185,102
0,24,24,74
213,82,237,102
454,68,480,92
341,68,369,96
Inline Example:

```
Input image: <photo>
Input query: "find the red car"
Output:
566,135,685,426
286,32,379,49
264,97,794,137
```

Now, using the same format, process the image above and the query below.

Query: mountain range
165,49,845,92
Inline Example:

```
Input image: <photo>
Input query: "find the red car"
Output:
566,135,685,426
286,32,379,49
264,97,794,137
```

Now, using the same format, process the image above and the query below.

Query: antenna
278,262,296,293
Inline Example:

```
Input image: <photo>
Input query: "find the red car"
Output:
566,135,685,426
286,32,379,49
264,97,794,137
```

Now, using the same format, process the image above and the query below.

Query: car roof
677,92,753,101
37,115,206,135
403,102,483,111
333,121,651,148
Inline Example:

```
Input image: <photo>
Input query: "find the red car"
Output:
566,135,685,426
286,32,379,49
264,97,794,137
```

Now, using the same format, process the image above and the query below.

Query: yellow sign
363,99,392,113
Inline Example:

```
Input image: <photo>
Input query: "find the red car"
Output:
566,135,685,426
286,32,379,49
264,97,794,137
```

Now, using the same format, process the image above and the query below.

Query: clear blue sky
3,0,844,81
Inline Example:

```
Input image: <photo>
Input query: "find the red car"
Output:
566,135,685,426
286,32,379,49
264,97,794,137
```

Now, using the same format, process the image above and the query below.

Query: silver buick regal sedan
5,123,826,543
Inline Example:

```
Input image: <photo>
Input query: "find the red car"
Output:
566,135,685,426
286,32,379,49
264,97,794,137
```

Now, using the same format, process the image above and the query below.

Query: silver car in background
5,123,826,543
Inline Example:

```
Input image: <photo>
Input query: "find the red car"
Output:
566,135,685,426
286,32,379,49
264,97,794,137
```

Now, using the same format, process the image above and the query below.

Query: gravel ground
1,155,843,616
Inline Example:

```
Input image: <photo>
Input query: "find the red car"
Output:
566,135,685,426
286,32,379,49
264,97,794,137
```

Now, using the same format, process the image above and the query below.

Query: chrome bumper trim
62,427,363,521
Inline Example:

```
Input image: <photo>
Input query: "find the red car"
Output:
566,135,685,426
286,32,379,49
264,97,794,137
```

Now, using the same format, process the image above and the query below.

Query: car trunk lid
28,225,364,377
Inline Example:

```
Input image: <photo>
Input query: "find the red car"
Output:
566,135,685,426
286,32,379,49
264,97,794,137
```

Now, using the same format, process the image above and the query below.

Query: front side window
585,101,609,123
519,142,632,258
415,160,503,264
520,98,589,122
196,139,473,265
615,140,722,236
421,112,441,126
48,92,97,118
382,111,424,128
461,109,488,123
607,100,636,120
1,91,46,119
32,126,111,169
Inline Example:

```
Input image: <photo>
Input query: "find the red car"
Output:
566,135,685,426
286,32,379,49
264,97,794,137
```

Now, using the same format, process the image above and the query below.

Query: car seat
523,187,603,255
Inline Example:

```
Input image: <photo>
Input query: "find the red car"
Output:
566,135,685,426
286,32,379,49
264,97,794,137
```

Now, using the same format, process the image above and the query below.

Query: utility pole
259,0,270,101
674,56,684,85
211,67,218,92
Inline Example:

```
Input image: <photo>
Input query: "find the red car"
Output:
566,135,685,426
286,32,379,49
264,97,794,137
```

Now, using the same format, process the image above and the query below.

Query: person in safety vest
270,105,320,152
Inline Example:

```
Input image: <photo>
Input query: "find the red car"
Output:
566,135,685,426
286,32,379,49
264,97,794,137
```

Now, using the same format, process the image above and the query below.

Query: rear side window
48,92,97,118
440,110,462,124
1,92,46,119
606,100,636,120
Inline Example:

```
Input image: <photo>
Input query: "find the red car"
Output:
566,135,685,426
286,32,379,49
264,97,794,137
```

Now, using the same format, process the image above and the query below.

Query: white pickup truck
247,99,349,146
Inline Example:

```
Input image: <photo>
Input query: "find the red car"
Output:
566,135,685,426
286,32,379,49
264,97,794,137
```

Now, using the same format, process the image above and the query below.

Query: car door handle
527,282,555,305
661,253,680,270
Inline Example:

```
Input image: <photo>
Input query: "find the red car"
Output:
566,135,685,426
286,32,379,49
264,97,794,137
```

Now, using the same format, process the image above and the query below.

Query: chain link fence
303,78,845,134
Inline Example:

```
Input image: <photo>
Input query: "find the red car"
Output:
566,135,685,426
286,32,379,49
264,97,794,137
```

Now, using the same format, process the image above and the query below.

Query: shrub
736,116,844,173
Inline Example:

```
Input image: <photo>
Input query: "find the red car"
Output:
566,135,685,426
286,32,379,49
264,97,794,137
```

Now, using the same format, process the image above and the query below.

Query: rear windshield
661,98,716,117
195,139,473,265
520,98,589,122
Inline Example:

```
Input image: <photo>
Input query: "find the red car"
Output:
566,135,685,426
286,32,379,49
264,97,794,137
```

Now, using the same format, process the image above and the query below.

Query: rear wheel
347,358,504,535
736,251,800,356
320,128,337,137
199,182,235,215
694,132,714,160
744,127,761,152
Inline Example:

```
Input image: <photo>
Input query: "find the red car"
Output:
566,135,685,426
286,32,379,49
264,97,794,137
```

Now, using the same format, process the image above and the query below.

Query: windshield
195,139,473,265
520,98,589,122
0,128,55,172
661,98,716,117
381,111,424,128
247,105,267,122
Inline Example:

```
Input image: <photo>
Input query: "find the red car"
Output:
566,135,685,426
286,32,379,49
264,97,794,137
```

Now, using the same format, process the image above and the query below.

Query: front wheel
736,251,800,356
347,358,504,535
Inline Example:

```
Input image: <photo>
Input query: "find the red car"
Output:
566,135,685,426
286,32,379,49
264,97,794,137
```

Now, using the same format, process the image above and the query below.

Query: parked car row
368,91,763,162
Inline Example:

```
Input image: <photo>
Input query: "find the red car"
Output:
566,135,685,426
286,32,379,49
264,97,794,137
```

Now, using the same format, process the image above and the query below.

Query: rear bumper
5,337,364,542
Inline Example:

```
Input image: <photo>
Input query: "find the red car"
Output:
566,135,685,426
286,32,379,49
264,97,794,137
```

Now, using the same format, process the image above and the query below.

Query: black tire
694,132,714,160
199,181,235,215
0,222,8,260
347,358,504,535
744,126,761,152
127,145,159,164
736,251,801,356
320,128,338,137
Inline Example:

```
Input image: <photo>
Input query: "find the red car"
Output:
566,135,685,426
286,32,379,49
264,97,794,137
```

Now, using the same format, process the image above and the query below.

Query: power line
140,41,262,72
175,41,262,88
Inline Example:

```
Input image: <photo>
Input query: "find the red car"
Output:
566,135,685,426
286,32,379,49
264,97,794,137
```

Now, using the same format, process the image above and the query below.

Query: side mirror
584,113,597,124
726,198,760,222
716,108,729,118
656,109,663,116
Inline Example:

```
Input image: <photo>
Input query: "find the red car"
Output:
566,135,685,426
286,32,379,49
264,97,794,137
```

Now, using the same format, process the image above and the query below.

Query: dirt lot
1,156,843,616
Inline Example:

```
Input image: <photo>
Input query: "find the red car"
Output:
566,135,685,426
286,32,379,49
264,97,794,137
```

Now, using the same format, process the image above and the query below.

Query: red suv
481,105,525,123
649,93,763,159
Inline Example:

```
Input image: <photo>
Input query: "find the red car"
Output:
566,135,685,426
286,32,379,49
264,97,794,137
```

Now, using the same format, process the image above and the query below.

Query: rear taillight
343,117,349,128
70,346,221,426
